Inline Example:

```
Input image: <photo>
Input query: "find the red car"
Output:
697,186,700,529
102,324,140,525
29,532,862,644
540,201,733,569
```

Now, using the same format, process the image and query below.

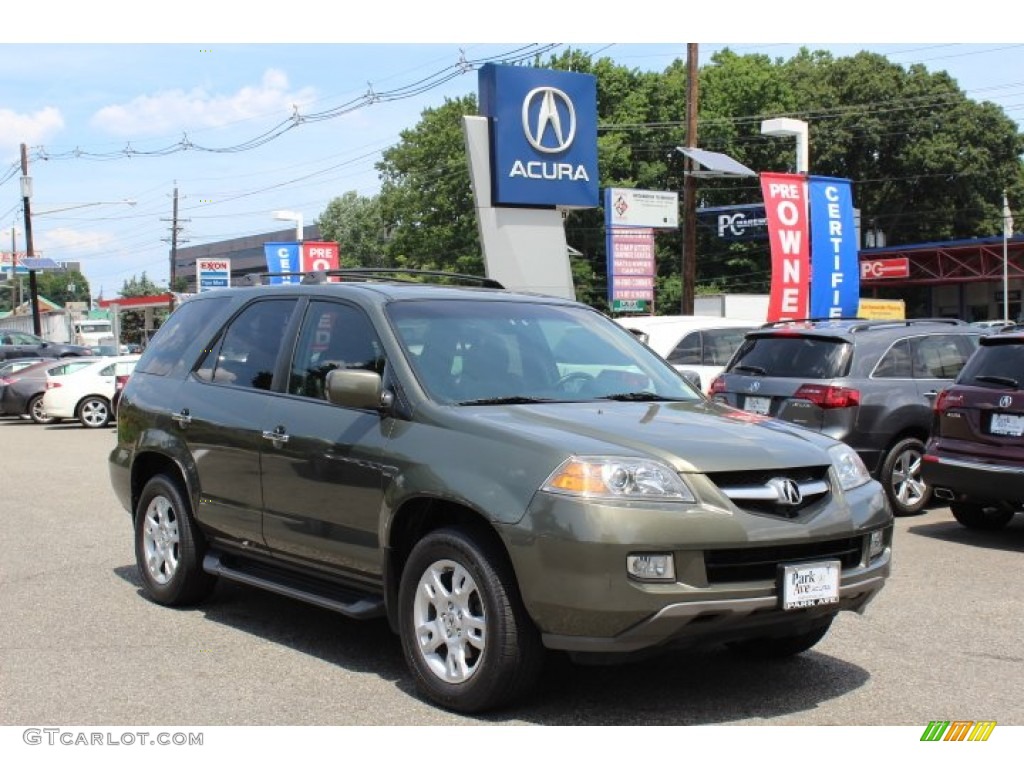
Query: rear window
957,341,1024,387
728,335,851,378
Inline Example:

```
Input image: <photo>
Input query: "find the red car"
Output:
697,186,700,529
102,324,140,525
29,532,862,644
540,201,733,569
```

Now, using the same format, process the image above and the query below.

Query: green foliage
315,47,1024,314
33,269,92,307
120,272,163,298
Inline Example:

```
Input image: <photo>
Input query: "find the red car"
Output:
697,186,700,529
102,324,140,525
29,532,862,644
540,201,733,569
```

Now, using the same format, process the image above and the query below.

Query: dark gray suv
709,319,983,516
110,273,892,712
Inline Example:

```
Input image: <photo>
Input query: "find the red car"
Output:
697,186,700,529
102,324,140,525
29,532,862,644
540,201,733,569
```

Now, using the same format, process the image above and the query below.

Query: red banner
300,241,340,272
761,173,809,321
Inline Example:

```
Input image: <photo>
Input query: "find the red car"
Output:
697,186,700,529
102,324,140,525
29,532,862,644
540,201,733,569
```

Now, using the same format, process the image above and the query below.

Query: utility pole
161,184,189,289
20,143,41,335
681,43,699,315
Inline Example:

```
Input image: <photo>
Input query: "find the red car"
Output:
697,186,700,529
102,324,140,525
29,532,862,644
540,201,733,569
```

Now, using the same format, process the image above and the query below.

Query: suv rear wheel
398,527,543,713
950,502,1015,530
881,437,930,516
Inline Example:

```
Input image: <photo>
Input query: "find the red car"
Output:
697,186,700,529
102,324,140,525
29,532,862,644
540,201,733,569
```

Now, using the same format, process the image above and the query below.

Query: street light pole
273,210,304,242
761,118,809,174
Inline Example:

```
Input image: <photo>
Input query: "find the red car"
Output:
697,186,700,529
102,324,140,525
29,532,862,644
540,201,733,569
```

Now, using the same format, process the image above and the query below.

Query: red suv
923,331,1024,530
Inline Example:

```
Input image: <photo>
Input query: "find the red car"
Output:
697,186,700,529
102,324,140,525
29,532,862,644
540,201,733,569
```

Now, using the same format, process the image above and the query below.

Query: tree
120,272,164,298
118,272,167,345
34,269,92,307
316,191,390,267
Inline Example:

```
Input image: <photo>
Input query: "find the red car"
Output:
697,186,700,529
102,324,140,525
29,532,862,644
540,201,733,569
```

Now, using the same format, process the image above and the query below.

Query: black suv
710,319,983,516
923,331,1024,530
110,272,892,712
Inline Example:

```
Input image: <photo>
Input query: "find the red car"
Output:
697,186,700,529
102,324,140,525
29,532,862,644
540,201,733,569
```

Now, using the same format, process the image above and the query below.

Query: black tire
398,527,544,713
950,502,1015,531
881,437,930,516
78,396,111,429
727,617,834,659
28,394,56,425
134,474,217,606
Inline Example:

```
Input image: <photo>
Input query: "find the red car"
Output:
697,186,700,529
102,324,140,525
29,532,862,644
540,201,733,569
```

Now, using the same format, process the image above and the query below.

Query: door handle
171,409,192,427
262,427,290,448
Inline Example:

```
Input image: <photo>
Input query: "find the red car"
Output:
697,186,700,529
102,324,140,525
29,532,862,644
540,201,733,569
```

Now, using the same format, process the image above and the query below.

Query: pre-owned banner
760,173,809,321
808,177,860,318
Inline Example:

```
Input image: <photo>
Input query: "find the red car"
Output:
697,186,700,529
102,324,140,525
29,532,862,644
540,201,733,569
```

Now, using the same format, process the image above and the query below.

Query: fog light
868,530,885,559
627,553,676,582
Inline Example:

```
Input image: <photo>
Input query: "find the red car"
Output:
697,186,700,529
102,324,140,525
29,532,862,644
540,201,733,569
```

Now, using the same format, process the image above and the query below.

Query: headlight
828,443,871,491
541,456,695,502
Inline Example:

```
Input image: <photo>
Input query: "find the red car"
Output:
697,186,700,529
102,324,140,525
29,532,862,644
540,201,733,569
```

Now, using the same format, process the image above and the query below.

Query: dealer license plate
743,395,771,415
990,413,1024,437
780,560,841,610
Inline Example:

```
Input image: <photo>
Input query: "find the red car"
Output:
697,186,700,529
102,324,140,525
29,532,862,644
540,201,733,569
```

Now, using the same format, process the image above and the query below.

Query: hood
449,399,837,474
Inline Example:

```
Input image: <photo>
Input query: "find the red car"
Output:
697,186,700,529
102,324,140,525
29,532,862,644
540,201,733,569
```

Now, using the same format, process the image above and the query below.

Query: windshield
387,300,701,404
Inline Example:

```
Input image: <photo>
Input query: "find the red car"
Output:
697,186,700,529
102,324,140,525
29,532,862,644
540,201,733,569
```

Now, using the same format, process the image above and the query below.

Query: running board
203,552,385,620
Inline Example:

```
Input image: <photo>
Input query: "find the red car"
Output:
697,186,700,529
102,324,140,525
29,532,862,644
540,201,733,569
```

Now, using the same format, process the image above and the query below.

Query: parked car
0,358,96,423
42,354,140,428
613,315,756,393
923,331,1024,530
0,330,94,362
0,358,46,413
709,318,984,516
111,273,892,713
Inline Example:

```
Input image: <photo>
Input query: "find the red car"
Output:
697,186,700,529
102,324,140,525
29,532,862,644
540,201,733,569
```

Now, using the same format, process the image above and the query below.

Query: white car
42,354,140,428
614,315,757,393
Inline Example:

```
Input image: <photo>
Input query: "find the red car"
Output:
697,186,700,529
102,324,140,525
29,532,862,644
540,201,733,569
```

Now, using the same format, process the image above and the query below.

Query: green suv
109,272,892,712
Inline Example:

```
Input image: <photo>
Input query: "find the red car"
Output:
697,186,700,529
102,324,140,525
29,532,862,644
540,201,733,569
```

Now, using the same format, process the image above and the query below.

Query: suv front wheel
398,527,543,713
881,437,931,516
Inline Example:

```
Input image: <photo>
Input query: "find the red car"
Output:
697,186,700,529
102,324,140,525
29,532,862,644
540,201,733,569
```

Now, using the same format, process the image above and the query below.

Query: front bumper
503,477,891,654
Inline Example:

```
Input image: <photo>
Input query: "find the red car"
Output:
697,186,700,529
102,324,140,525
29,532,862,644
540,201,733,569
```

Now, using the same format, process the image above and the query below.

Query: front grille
706,465,832,518
704,537,863,584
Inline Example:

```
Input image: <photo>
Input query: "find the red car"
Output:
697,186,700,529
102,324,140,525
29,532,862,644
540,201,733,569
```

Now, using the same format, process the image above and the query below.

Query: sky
1,2,1022,301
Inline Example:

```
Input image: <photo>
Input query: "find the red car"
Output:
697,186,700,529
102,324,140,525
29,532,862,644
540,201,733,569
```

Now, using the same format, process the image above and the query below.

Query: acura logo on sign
522,87,576,153
1000,395,1013,408
768,477,803,506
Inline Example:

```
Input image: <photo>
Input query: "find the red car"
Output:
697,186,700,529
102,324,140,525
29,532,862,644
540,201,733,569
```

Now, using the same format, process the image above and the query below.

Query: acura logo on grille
1000,395,1013,408
522,87,576,153
768,477,803,506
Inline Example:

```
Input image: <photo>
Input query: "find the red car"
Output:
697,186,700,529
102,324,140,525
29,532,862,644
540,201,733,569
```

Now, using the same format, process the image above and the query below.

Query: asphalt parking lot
1,415,1022,728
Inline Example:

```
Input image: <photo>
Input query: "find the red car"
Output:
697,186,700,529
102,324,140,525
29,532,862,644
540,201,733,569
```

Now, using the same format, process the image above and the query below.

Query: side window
287,301,383,400
873,339,913,378
135,297,229,377
668,332,702,365
197,299,298,391
912,335,972,379
99,364,116,376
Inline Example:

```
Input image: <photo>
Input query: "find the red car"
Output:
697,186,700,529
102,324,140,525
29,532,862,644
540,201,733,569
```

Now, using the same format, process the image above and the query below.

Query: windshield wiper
973,374,1020,388
457,396,555,405
731,364,767,375
595,392,684,402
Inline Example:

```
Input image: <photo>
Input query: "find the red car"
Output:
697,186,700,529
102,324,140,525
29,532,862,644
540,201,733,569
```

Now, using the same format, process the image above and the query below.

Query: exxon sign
479,63,598,208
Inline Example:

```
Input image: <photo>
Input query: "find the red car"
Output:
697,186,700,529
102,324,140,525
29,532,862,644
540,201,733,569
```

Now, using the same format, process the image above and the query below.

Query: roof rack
758,317,969,333
243,268,505,289
759,317,864,328
846,318,968,332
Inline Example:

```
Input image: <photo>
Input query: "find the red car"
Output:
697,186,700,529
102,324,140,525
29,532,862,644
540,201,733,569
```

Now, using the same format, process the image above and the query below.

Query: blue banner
808,177,860,318
263,242,300,284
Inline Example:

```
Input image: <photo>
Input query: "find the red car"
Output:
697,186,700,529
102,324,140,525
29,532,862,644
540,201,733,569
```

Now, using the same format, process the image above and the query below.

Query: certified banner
760,173,809,321
264,242,300,284
809,177,860,318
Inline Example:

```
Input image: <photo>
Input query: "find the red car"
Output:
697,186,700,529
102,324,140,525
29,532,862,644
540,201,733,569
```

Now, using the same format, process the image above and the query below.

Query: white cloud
0,107,65,157
38,227,116,254
89,69,318,137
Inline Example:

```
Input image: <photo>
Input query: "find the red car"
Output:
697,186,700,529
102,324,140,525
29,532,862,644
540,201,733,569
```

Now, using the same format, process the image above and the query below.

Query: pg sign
479,64,598,208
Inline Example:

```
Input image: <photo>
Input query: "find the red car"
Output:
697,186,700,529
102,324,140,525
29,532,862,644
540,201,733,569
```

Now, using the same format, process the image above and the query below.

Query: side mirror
680,369,702,391
325,368,393,410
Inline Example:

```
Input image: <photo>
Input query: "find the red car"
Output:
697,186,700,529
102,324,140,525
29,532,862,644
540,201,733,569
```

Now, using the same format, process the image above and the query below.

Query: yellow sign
858,298,906,320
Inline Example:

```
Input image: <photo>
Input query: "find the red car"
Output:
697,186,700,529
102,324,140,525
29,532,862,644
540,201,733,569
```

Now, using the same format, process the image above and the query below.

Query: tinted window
872,339,913,378
957,341,1024,387
196,299,298,391
287,301,383,400
911,335,974,379
729,336,851,378
135,297,228,377
668,332,701,365
701,328,749,366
